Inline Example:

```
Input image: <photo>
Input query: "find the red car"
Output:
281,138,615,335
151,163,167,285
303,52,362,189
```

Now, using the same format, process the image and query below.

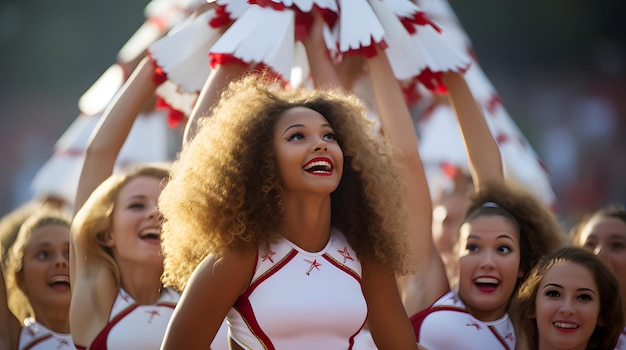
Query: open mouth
49,275,70,290
139,228,161,243
303,158,333,175
474,277,500,292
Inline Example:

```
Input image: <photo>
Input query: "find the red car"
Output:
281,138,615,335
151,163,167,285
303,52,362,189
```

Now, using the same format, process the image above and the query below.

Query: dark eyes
545,290,593,301
464,244,512,253
286,131,336,142
128,202,146,210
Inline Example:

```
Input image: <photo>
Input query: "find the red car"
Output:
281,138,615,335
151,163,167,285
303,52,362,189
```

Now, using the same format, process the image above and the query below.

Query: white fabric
210,5,295,79
18,318,74,350
413,290,516,350
101,288,179,349
227,228,367,349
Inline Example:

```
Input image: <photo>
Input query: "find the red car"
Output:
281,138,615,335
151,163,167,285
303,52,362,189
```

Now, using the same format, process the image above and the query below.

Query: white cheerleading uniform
74,287,179,350
411,290,516,350
18,318,74,350
227,228,367,349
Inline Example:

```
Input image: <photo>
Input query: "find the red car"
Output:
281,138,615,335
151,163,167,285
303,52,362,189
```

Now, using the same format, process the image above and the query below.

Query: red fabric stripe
410,304,469,342
249,0,285,11
147,52,168,85
209,5,234,28
233,250,298,350
155,97,187,128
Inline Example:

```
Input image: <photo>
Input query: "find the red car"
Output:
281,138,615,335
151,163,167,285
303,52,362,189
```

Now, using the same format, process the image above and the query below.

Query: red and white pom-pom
31,110,173,207
335,0,386,56
77,64,125,116
210,5,296,80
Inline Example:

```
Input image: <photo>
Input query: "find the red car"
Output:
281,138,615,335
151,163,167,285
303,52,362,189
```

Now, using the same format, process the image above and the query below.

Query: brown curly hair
510,246,623,350
463,181,565,285
71,164,170,287
159,75,410,290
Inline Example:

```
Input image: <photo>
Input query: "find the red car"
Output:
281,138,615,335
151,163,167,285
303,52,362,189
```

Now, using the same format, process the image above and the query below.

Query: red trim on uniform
23,334,53,350
233,249,299,349
84,305,140,350
410,304,469,341
322,253,361,283
488,325,513,350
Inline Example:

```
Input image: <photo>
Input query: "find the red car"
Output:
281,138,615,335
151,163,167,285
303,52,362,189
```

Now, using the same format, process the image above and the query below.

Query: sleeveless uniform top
227,228,368,350
74,287,179,350
18,318,74,350
411,290,516,350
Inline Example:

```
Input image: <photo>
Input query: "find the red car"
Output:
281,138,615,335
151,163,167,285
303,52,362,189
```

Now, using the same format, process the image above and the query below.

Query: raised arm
442,71,503,191
366,49,449,318
74,56,159,212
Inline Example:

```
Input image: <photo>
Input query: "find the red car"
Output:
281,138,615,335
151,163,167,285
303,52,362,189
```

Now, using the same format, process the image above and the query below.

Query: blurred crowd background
1,0,624,229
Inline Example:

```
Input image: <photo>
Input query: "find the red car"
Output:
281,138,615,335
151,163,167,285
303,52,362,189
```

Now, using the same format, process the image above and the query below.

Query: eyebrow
283,123,332,135
543,283,597,295
467,234,516,241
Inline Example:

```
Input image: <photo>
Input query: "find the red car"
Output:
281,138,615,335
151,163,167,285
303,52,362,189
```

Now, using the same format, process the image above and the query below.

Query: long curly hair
510,246,623,350
5,207,72,322
71,164,170,287
159,75,409,291
463,181,565,286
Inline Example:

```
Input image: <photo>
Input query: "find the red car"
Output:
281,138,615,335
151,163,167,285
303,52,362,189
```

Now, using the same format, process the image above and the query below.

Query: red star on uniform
304,259,322,275
337,246,354,264
466,322,482,330
262,250,276,263
504,332,514,342
57,338,71,349
146,309,161,323
120,291,131,303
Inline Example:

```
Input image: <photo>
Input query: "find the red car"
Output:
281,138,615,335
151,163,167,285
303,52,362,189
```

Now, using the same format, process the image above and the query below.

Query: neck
31,304,70,334
117,261,164,305
281,193,332,252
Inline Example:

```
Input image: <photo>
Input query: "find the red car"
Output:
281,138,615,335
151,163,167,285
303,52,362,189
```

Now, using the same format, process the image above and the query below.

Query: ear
15,270,28,296
529,311,536,319
101,230,115,248
596,316,604,327
518,269,525,278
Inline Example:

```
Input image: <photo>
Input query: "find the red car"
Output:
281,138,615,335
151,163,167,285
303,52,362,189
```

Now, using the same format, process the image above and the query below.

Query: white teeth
50,275,69,284
140,229,161,238
304,161,331,171
554,322,578,329
475,277,499,284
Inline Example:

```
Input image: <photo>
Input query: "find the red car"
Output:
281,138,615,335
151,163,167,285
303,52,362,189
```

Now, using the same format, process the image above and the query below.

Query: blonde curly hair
159,75,410,291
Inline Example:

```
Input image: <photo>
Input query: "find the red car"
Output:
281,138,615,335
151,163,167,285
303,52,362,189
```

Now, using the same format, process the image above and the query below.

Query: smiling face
535,261,600,350
273,107,343,196
107,176,164,266
577,215,626,303
457,214,521,321
17,223,71,315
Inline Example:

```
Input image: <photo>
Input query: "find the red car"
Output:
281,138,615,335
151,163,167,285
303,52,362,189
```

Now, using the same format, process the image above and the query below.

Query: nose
54,253,68,268
558,297,575,316
479,250,496,270
147,205,158,219
313,138,328,152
